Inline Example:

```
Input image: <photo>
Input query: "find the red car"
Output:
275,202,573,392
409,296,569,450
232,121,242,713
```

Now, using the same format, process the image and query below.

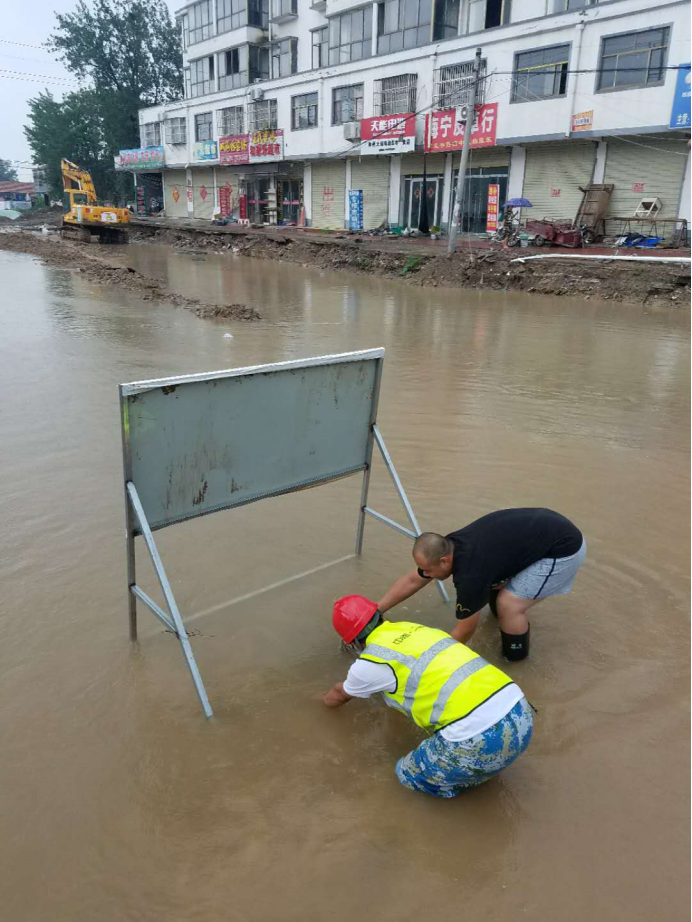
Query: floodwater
1,242,689,921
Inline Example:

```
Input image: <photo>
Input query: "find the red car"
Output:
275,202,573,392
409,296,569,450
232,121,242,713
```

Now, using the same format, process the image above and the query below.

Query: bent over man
323,595,533,798
376,508,586,660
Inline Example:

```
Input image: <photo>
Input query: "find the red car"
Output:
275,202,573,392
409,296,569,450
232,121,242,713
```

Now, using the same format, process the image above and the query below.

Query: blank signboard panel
122,351,383,532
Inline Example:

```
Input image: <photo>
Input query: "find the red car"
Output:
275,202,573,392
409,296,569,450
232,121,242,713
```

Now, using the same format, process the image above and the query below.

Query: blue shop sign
669,63,691,130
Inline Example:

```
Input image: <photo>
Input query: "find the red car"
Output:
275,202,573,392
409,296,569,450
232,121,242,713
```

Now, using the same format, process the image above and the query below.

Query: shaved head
413,532,453,566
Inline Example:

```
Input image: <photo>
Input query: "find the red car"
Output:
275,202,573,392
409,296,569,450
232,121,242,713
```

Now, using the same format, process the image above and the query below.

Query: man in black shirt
375,508,585,660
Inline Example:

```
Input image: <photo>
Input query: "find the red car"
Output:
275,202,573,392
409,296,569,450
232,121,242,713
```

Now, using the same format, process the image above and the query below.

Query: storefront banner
219,130,284,165
360,114,415,154
669,63,691,129
348,190,363,230
571,110,593,132
486,184,499,233
115,147,164,171
193,140,218,161
425,103,498,152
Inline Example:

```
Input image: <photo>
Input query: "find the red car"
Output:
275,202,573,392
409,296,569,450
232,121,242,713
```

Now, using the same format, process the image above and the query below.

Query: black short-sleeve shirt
419,508,582,620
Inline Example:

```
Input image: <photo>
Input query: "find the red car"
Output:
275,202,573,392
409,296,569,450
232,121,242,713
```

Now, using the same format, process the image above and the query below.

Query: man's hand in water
323,683,353,708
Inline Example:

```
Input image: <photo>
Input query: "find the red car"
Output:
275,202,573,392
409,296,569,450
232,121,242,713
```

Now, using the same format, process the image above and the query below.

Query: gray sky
1,0,178,181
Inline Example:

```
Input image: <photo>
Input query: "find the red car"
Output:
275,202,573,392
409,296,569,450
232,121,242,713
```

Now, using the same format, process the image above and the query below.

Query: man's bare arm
377,568,431,614
323,682,354,708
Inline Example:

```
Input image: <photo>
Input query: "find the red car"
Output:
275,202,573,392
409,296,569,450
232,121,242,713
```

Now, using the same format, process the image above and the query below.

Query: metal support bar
372,426,450,604
126,482,213,718
364,507,417,539
355,355,384,555
131,584,176,632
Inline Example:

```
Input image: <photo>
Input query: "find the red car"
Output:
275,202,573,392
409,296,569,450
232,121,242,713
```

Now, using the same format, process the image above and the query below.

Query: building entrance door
403,175,443,229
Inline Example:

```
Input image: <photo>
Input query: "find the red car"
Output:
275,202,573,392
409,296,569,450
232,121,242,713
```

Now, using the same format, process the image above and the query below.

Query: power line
0,38,52,52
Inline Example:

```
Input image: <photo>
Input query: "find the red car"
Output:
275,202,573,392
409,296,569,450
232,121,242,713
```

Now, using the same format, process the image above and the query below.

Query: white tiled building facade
134,0,691,232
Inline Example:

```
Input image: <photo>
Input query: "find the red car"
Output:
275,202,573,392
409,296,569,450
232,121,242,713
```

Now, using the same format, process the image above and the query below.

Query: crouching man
323,595,533,798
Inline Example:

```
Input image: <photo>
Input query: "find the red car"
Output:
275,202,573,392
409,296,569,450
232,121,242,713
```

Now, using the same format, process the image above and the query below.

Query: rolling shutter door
350,157,390,229
523,141,596,222
311,160,346,229
192,168,215,220
164,170,188,218
604,136,688,220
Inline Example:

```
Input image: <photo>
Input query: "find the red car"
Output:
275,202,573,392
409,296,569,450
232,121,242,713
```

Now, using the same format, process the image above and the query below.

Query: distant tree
24,0,182,203
0,159,19,182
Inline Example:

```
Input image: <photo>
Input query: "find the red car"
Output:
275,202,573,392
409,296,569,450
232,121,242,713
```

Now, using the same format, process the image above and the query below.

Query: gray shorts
505,539,587,601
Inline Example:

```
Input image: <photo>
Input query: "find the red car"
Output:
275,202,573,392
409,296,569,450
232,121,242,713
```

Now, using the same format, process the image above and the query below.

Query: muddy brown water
1,243,689,921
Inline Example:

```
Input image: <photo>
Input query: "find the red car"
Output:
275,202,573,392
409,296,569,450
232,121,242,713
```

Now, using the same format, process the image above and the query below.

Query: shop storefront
311,160,346,229
450,148,511,234
163,169,188,218
522,141,597,222
603,135,688,220
401,153,446,229
350,157,390,229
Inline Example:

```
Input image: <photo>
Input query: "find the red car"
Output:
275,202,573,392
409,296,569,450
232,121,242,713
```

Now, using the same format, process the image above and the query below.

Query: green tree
24,0,182,203
0,159,19,181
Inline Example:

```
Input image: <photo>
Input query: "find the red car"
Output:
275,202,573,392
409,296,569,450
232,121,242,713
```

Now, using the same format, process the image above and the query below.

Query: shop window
512,44,569,102
292,92,319,130
329,9,372,65
195,112,214,142
377,0,431,54
142,122,161,147
597,27,669,92
433,0,459,41
332,84,364,124
248,98,278,131
190,56,215,97
186,1,213,45
312,26,328,69
218,106,244,136
433,58,486,109
165,118,187,145
374,74,417,115
467,0,510,32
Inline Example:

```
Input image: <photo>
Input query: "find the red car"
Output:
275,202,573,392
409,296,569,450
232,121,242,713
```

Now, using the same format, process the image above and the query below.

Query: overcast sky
1,0,179,180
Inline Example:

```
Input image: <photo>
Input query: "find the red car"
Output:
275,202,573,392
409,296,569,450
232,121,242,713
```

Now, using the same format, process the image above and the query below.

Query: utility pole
448,46,483,255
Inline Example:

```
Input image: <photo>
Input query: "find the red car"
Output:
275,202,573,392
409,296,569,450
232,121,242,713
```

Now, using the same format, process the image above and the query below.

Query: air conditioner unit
249,86,265,102
343,122,361,141
633,197,662,218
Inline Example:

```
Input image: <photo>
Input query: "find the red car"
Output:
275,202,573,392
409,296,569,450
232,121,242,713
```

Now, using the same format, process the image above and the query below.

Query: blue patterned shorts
395,698,534,798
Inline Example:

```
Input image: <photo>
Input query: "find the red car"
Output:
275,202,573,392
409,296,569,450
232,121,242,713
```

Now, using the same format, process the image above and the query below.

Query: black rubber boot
489,587,499,618
501,626,530,661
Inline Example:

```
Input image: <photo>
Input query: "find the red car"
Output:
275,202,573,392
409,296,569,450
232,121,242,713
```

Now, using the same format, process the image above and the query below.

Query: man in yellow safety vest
323,595,533,798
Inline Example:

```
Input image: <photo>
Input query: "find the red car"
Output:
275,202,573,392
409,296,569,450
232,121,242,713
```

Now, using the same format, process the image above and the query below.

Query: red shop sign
425,103,498,153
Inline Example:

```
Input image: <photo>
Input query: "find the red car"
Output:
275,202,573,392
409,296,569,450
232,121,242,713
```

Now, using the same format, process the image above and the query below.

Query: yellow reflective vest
360,621,513,732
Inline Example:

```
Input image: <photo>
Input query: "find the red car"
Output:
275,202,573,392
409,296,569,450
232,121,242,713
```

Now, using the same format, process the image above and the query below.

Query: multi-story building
127,0,691,234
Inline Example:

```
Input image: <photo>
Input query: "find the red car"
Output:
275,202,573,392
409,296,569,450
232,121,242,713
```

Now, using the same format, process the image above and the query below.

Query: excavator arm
61,159,98,204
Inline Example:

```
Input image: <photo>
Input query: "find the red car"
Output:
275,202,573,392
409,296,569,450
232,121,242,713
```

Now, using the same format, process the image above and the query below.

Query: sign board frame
120,349,448,717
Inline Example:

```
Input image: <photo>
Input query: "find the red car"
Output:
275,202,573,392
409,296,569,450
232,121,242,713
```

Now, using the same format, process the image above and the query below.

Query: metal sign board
119,349,449,717
669,63,691,129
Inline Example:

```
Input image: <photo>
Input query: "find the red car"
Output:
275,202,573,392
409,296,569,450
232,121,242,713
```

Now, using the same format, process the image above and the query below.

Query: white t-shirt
343,658,523,742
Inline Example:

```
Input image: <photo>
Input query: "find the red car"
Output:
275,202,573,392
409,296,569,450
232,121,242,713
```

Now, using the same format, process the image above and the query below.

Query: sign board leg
372,426,450,604
126,482,214,718
126,519,137,641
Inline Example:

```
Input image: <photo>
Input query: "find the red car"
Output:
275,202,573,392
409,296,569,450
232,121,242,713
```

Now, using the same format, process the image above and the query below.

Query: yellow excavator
61,159,130,244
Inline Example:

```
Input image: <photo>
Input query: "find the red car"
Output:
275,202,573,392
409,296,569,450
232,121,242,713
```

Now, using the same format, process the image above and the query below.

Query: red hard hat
332,595,379,643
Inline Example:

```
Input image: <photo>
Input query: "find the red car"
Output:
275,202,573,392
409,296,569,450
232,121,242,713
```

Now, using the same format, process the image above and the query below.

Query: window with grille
374,74,416,115
332,84,364,124
271,38,298,77
377,0,431,55
187,1,213,44
248,98,278,131
328,9,372,65
597,27,669,92
512,44,569,102
312,27,328,68
292,92,318,129
142,122,161,147
195,112,214,141
190,56,215,97
165,118,187,144
218,106,245,136
433,0,458,40
433,58,486,109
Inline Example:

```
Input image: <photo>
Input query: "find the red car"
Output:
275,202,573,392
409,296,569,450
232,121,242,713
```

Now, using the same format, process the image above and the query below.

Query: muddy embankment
0,231,260,321
135,224,691,309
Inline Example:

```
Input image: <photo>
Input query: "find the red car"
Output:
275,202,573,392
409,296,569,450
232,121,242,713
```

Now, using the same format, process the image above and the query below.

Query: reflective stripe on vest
360,621,512,731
